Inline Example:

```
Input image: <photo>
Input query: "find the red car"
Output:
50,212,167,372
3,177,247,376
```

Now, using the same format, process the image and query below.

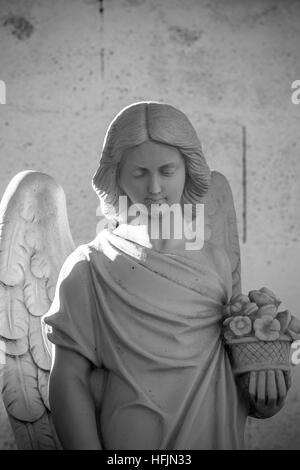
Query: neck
120,205,198,253
146,213,187,252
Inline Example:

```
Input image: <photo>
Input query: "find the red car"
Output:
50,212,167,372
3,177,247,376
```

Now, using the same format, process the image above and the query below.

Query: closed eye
160,166,176,176
132,170,146,177
131,165,177,177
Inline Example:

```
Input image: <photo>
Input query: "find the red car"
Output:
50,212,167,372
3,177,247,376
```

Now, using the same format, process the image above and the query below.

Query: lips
144,198,167,204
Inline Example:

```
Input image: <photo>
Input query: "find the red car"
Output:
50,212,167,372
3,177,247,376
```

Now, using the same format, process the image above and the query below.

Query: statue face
118,141,186,210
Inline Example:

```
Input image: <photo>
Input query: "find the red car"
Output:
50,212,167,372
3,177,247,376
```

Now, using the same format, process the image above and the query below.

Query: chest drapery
44,229,247,449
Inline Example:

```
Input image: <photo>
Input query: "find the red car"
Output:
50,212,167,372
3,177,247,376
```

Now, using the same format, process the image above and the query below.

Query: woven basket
224,335,292,375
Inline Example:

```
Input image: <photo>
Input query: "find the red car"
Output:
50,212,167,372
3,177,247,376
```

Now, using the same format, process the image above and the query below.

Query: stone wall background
0,0,299,450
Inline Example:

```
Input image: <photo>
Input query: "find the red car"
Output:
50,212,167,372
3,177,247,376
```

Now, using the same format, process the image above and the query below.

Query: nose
148,173,161,195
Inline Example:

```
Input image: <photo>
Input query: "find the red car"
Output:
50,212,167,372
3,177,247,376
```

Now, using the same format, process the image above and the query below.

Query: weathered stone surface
0,0,299,450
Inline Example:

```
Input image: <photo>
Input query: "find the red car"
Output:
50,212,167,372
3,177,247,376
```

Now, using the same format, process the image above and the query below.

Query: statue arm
43,247,108,447
49,345,103,449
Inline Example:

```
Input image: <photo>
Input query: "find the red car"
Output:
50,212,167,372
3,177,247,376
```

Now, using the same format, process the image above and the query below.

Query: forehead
122,141,183,168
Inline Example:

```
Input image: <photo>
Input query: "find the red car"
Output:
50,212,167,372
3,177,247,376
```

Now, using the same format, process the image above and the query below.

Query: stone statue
0,102,299,450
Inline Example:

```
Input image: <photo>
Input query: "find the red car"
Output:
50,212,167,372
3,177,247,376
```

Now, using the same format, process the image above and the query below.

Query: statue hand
248,369,291,418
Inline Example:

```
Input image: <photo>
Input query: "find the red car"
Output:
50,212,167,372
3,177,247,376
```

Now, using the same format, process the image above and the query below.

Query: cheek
119,172,135,195
120,176,145,201
173,170,186,192
129,179,145,194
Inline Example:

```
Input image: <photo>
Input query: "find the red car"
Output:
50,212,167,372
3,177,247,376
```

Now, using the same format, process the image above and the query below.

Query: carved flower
231,294,250,305
253,315,281,341
256,304,278,319
229,294,249,314
223,303,231,317
276,310,291,333
223,316,233,327
240,302,259,317
226,295,258,318
228,316,252,337
223,329,236,341
248,287,281,308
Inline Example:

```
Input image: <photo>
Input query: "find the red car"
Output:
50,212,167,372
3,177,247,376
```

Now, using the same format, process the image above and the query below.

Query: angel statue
0,101,299,450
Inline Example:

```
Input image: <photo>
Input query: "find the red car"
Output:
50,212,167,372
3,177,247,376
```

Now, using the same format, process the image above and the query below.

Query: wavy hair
92,101,211,219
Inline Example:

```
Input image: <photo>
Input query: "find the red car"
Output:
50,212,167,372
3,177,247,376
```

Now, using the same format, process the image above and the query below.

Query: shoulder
58,235,108,283
57,245,94,286
62,235,106,270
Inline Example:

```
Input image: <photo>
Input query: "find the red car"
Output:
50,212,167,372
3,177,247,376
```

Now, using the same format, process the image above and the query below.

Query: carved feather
9,412,61,450
0,219,29,286
0,171,75,449
24,271,50,317
1,335,29,356
30,252,52,280
29,316,51,371
46,275,59,303
2,353,46,422
0,284,29,340
37,368,50,410
24,226,43,251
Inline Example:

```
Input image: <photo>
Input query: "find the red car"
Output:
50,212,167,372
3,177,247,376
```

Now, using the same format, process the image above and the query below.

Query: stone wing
0,171,75,449
201,170,241,297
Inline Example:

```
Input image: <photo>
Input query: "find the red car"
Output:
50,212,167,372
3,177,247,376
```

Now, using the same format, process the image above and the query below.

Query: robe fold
43,227,247,450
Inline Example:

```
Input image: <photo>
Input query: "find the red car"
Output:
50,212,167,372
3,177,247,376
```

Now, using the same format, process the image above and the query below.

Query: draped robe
44,227,247,450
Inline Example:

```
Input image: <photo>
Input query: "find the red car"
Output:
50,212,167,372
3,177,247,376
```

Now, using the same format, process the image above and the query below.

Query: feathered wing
201,171,241,298
0,171,75,450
